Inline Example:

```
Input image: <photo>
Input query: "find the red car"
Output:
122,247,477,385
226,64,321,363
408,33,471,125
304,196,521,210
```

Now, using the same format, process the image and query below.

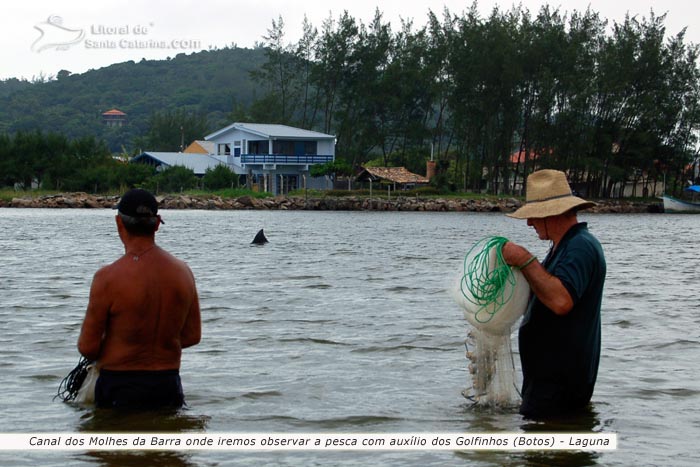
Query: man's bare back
78,245,200,371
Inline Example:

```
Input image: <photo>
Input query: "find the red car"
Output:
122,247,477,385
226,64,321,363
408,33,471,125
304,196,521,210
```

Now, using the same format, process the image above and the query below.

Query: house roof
205,122,335,141
184,140,216,154
510,148,549,164
356,167,430,184
102,109,126,116
131,152,223,175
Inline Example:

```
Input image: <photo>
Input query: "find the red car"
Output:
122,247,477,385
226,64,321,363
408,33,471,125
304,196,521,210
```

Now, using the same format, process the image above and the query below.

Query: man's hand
502,241,534,268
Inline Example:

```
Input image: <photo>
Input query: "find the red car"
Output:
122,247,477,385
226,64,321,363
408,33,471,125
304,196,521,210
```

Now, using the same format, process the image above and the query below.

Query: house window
248,140,269,155
280,174,299,194
218,143,231,155
273,141,294,155
304,141,317,155
272,140,317,155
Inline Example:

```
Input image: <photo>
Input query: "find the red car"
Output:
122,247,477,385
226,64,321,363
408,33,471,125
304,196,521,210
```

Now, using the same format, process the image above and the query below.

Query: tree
138,109,210,152
110,162,155,191
251,15,299,124
295,16,320,128
0,132,14,186
144,165,198,193
310,160,353,190
202,164,238,190
312,12,360,136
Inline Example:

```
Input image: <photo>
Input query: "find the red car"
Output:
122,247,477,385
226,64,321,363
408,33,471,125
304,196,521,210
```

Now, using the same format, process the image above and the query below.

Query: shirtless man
78,188,201,409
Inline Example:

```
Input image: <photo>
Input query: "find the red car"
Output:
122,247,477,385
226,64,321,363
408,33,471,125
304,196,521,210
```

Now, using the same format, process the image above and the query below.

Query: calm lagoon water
0,208,698,466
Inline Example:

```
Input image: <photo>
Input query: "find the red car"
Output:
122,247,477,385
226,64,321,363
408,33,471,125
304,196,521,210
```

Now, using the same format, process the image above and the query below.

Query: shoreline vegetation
1,192,662,214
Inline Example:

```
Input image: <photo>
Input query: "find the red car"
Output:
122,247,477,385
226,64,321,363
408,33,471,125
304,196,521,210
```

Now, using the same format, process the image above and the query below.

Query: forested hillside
0,47,266,151
2,5,700,197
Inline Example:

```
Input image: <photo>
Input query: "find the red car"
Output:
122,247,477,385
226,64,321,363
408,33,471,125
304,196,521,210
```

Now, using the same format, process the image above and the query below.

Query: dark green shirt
518,222,606,418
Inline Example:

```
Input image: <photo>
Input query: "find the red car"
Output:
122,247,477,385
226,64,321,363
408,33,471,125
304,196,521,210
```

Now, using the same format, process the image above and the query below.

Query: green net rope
459,236,517,323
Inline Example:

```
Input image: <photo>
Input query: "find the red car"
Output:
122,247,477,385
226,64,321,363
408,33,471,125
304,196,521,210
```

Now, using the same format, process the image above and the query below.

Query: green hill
0,47,267,151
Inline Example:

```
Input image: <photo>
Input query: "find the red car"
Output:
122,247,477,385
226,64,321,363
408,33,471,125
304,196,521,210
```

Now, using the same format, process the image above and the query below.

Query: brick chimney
426,160,436,180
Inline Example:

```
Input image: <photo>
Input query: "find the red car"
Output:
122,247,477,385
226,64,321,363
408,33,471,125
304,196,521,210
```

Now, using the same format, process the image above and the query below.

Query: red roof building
509,149,541,165
102,108,127,127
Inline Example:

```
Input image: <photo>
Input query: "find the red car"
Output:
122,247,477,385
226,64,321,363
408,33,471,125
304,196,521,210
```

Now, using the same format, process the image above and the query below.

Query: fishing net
55,356,98,404
450,236,530,407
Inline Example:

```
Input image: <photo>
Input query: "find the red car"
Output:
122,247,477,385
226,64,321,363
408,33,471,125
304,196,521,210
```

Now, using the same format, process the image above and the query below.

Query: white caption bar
0,433,616,451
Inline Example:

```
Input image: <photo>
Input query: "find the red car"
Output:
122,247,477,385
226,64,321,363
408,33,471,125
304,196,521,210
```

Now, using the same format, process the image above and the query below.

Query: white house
204,122,336,195
131,151,224,176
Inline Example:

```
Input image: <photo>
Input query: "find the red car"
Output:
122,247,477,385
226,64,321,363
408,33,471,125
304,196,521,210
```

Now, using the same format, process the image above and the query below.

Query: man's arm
77,269,111,360
180,279,201,349
502,241,574,315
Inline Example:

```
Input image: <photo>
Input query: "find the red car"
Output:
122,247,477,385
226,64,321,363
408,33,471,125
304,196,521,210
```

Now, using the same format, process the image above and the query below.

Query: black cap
115,189,163,223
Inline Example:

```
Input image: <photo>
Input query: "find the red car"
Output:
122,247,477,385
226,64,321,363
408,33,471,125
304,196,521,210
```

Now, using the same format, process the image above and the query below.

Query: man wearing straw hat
502,169,606,419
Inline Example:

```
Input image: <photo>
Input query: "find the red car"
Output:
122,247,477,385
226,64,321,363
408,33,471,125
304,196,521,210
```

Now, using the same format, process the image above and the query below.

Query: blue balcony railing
240,154,334,165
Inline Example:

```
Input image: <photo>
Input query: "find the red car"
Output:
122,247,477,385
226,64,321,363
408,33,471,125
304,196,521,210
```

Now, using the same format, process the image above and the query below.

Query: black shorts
95,369,185,409
519,379,593,420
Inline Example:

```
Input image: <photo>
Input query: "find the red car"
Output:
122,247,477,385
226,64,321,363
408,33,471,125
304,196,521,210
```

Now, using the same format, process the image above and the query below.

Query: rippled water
0,209,698,466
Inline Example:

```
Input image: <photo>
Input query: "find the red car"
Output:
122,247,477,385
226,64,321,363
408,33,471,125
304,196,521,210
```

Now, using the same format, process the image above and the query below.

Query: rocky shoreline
1,192,663,213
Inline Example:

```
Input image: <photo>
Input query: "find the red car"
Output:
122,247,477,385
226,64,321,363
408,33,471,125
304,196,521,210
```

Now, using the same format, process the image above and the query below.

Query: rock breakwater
1,192,661,213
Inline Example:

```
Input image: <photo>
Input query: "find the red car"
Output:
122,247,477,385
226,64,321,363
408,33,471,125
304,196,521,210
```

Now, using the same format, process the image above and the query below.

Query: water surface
0,209,697,466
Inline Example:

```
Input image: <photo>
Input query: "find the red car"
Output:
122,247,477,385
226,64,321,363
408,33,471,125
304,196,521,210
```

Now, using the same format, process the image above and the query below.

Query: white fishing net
462,328,520,406
450,237,530,407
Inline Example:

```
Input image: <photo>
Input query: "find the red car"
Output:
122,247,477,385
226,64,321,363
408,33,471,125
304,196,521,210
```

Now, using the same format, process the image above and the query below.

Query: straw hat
507,169,596,219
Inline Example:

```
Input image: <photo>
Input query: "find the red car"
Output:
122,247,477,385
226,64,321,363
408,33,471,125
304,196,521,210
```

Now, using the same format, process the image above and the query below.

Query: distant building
131,151,224,176
507,147,665,197
355,167,430,190
131,123,337,194
102,108,127,127
204,122,336,195
184,140,216,154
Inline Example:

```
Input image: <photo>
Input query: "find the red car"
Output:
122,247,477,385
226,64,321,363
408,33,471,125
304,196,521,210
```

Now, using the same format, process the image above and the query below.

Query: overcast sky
3,0,699,81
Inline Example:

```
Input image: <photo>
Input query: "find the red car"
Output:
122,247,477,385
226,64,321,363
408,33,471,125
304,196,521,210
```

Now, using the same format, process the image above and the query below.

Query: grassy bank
0,189,64,202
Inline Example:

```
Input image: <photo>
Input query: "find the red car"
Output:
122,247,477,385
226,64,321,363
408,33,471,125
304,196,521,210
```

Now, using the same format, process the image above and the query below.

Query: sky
2,0,699,81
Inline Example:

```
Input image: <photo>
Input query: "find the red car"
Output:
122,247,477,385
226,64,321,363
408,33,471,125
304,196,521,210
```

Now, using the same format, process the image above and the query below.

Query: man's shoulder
565,225,606,274
96,255,130,275
90,260,123,290
150,249,196,284
156,248,192,269
569,223,602,248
